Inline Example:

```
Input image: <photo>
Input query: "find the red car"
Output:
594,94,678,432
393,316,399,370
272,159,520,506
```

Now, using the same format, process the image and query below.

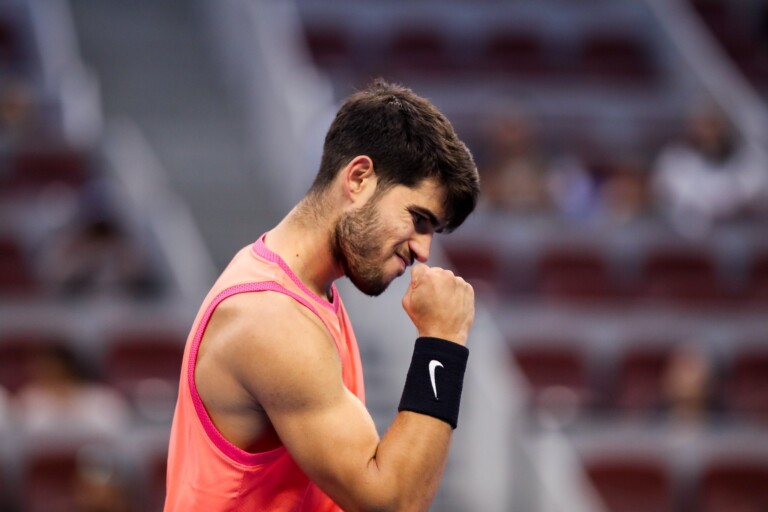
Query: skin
194,155,475,512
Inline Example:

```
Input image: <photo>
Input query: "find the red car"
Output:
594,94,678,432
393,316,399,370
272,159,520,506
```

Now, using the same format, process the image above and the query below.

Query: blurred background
1,0,767,510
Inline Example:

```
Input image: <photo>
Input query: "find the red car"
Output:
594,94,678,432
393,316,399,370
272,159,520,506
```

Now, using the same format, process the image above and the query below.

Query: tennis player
164,79,480,511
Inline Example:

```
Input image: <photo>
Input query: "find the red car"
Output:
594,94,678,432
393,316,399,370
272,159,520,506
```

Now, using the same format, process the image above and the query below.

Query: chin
348,273,393,297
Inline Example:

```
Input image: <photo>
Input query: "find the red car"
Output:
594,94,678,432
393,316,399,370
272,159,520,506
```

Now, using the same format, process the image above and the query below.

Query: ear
342,155,377,205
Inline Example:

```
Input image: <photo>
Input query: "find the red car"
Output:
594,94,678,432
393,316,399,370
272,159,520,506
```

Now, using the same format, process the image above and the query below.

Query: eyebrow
410,206,446,233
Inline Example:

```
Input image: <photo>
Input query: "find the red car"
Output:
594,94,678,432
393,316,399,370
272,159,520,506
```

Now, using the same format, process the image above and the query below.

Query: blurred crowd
479,99,768,238
0,74,161,301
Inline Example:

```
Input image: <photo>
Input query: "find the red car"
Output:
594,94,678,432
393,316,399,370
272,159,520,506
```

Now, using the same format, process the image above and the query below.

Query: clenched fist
402,264,475,346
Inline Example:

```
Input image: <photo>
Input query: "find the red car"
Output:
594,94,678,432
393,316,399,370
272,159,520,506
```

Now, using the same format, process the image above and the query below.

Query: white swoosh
429,360,444,400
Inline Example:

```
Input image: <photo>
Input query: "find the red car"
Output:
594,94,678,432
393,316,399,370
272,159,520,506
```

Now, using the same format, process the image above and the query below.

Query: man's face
333,178,446,296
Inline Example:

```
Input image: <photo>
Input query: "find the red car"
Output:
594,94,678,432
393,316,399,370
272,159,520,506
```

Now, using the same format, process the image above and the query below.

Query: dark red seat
104,330,184,396
585,454,675,512
442,243,503,294
511,342,590,417
637,247,722,306
723,345,768,423
612,345,670,415
0,332,50,393
691,457,768,512
145,449,168,511
744,251,768,307
386,28,460,77
577,32,656,85
103,330,184,422
303,26,353,70
4,147,90,193
0,15,23,67
481,31,551,77
535,247,618,303
22,449,79,512
0,236,37,295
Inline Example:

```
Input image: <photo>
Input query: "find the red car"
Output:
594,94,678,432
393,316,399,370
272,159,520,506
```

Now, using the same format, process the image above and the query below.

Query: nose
408,232,433,263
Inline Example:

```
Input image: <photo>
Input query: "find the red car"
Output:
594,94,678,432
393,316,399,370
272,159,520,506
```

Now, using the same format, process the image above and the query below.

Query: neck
263,196,343,300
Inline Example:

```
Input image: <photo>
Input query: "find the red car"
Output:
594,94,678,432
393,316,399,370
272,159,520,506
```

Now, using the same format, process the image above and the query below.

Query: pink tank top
164,234,365,511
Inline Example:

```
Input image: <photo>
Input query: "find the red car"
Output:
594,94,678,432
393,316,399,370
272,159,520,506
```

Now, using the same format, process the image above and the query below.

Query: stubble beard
332,199,393,297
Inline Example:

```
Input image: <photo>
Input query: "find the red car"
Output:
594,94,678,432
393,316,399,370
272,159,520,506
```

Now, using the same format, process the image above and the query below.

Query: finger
410,262,427,285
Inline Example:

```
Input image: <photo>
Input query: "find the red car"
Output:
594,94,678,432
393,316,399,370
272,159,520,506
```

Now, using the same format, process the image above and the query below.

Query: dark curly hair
308,79,479,232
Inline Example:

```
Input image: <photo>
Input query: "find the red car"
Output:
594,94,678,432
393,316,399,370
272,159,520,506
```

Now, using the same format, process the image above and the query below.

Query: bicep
229,294,384,508
268,380,383,505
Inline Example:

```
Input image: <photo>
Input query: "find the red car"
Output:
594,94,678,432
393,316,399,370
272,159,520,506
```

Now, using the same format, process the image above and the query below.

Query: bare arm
223,265,473,512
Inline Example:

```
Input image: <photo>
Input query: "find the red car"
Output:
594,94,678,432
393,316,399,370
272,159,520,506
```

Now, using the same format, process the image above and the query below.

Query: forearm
364,411,453,512
341,338,468,511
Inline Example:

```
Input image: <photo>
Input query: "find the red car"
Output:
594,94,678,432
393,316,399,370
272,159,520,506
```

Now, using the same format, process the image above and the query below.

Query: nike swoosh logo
429,360,444,400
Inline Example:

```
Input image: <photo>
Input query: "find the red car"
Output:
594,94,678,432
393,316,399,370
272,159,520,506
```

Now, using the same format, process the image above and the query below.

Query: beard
332,198,393,297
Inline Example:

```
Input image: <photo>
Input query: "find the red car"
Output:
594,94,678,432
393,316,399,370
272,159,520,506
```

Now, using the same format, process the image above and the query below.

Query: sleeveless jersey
164,233,365,511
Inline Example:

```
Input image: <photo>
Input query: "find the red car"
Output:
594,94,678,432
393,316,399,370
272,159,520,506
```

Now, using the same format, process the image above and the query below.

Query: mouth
395,253,409,273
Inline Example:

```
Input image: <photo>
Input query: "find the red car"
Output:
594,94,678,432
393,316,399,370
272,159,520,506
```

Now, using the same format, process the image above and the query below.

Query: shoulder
212,288,329,342
206,290,343,406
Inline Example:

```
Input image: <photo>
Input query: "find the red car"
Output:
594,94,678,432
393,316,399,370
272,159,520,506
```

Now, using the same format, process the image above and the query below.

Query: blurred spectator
661,343,713,428
651,101,768,237
36,213,160,298
13,343,131,437
596,155,652,225
546,153,597,222
481,115,552,214
0,76,51,153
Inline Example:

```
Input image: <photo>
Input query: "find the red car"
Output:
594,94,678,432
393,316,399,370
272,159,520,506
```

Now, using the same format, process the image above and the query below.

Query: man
164,79,480,511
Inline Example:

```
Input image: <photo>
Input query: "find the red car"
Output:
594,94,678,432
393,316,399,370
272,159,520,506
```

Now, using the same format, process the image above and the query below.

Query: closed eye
410,210,432,235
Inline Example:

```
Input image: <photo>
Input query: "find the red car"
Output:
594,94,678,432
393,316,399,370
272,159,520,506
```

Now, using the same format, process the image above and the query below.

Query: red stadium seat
22,449,79,512
22,441,135,512
146,449,168,511
0,16,23,67
386,28,460,77
637,247,723,306
0,332,50,394
0,462,8,512
4,147,90,194
442,243,503,295
0,236,37,295
104,329,184,421
480,31,552,78
303,26,353,70
511,342,590,419
534,246,619,303
584,454,675,512
723,345,768,423
692,456,768,512
744,251,768,307
577,32,657,85
104,330,184,391
612,345,670,416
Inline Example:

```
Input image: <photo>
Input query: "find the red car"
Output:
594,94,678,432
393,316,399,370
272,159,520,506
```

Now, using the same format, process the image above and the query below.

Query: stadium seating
637,247,724,307
584,454,675,512
0,236,37,296
691,456,768,512
442,242,504,295
21,448,80,512
3,146,91,195
510,341,591,421
534,246,619,303
577,32,657,85
611,344,671,416
480,31,551,78
723,345,768,423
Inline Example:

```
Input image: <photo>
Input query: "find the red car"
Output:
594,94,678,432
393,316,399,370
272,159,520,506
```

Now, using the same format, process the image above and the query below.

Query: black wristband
398,337,469,429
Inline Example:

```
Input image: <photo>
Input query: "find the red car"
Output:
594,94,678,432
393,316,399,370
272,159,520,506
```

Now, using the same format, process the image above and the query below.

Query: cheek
380,222,412,250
